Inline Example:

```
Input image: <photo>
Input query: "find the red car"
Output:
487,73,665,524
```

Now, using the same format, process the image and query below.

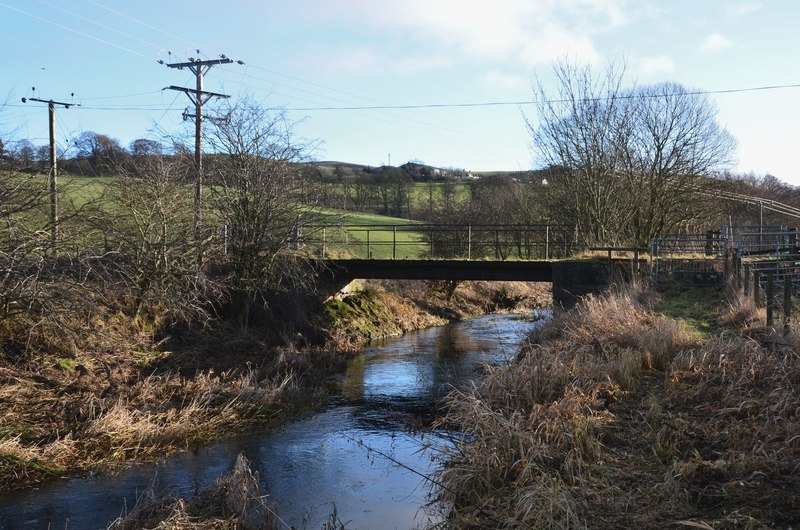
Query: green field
306,210,427,259
44,175,432,259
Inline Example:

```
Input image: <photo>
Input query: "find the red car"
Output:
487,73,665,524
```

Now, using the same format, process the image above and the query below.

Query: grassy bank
433,282,799,528
323,280,551,351
0,279,547,495
0,311,337,493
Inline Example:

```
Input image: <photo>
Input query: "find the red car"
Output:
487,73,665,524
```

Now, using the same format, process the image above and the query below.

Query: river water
0,312,542,530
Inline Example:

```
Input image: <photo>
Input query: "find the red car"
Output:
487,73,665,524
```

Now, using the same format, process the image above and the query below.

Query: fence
649,235,729,285
303,223,576,260
650,227,799,333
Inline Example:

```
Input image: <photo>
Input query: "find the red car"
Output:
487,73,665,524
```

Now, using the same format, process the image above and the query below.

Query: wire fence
650,226,799,333
649,235,729,284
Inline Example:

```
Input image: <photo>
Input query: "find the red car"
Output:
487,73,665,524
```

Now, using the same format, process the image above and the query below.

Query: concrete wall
552,261,615,309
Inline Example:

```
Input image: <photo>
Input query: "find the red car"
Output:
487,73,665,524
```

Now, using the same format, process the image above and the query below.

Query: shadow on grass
653,282,724,336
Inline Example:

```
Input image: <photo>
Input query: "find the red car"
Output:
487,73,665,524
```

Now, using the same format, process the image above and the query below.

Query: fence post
784,278,792,336
649,239,655,284
722,246,729,287
322,227,326,258
392,225,397,260
744,263,750,295
468,225,472,260
735,253,741,289
366,229,371,259
754,270,761,307
545,221,550,260
495,229,500,260
766,272,774,327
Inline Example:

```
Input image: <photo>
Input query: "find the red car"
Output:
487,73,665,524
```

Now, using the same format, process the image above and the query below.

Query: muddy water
0,312,544,529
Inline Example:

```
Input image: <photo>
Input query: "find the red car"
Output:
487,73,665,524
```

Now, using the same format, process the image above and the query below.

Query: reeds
431,282,798,528
0,358,321,492
108,453,277,530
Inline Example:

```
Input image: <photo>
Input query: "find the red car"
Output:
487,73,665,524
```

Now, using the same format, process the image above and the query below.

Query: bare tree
0,162,48,319
528,60,631,244
528,60,736,246
204,98,320,325
619,82,736,245
99,154,213,320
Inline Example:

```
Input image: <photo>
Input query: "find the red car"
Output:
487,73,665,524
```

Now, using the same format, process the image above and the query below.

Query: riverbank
433,282,800,528
0,279,546,494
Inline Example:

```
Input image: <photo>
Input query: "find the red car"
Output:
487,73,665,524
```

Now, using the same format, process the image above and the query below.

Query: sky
1,0,799,185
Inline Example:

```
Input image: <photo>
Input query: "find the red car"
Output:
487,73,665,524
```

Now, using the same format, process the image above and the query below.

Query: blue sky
2,0,799,185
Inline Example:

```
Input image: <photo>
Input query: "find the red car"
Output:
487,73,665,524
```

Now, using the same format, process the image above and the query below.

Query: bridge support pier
551,261,614,309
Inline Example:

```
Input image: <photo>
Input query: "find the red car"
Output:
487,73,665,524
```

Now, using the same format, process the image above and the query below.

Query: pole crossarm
163,85,230,106
162,57,235,70
22,97,78,109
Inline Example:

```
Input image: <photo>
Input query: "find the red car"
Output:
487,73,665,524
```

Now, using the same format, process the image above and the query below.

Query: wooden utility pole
161,53,242,268
21,94,75,252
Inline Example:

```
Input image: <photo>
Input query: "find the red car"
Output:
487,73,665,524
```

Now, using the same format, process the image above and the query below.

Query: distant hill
306,161,539,182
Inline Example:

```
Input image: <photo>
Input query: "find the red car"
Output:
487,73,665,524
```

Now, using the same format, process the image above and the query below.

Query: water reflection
0,313,543,530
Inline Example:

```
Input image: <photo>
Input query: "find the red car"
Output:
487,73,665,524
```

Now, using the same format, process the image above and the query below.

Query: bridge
298,214,800,307
301,223,614,307
322,258,553,282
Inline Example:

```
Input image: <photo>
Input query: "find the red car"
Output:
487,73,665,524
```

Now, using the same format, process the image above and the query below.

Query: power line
80,1,478,135
34,0,163,51
280,82,800,111
209,67,468,136
85,0,207,50
7,81,800,115
76,90,165,101
0,1,145,57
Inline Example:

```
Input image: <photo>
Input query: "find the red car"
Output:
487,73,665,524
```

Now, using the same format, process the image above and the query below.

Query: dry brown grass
720,287,762,328
432,282,799,528
0,309,329,493
108,453,277,530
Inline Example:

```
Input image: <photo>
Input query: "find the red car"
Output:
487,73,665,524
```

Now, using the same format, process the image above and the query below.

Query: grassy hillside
306,209,427,259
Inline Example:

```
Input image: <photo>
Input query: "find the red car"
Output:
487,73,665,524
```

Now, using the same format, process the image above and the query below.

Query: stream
0,312,544,529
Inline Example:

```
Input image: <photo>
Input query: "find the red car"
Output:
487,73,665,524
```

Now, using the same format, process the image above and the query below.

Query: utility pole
161,52,242,268
21,93,76,252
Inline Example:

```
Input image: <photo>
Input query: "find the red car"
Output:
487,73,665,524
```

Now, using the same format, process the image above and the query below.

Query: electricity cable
0,2,145,57
34,0,163,51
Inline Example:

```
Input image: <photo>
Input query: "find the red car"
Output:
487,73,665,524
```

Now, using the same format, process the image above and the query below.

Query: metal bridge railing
301,223,577,260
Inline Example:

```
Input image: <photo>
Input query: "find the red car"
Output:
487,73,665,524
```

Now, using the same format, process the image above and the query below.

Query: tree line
2,61,798,350
0,97,323,349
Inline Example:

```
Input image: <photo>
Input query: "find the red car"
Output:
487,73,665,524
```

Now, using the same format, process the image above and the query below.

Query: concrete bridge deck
322,259,554,282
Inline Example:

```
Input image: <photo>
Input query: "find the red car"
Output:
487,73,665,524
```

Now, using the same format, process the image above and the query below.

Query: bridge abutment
551,261,615,309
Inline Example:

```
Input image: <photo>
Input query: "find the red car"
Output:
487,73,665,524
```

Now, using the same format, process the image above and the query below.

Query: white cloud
392,55,454,74
638,55,675,76
316,47,380,74
482,70,529,92
698,33,733,53
309,0,632,67
726,2,762,17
